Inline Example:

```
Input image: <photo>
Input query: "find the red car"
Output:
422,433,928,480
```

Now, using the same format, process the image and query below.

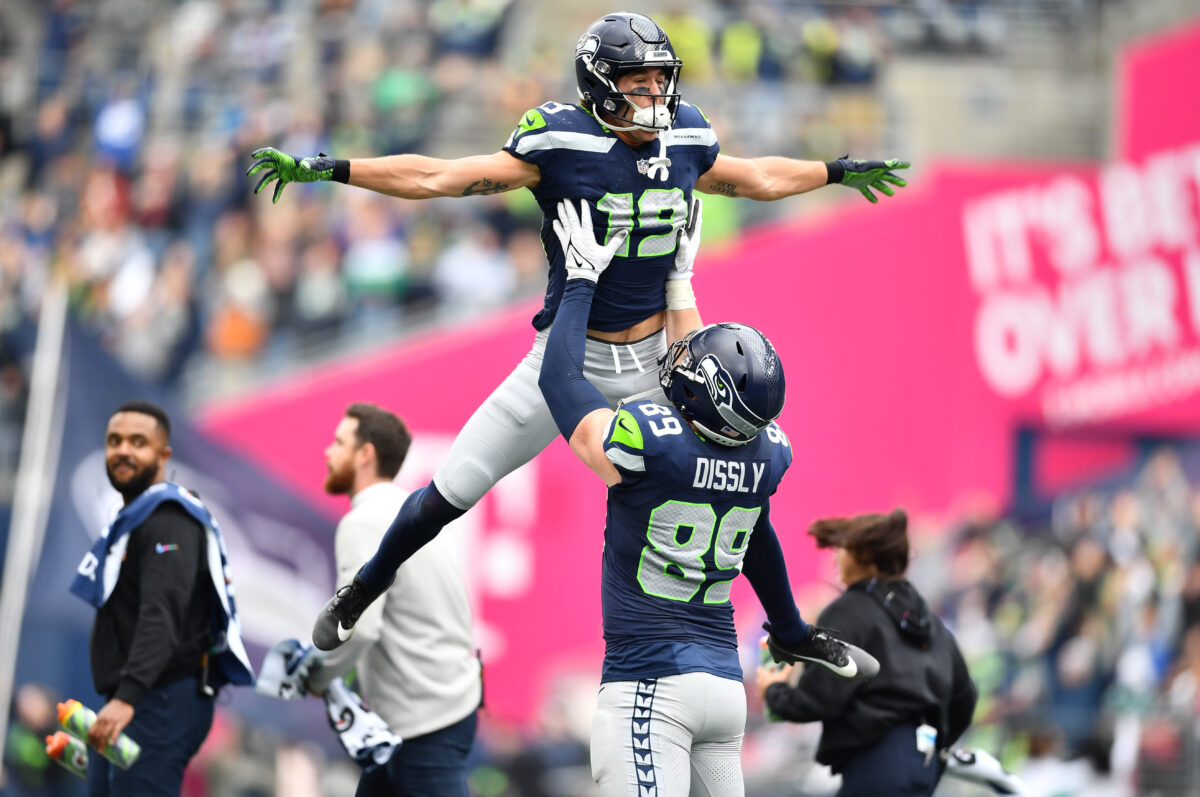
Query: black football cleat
764,623,880,680
312,569,392,651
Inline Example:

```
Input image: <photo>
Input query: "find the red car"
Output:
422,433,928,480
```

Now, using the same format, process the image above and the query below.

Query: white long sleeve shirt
307,482,481,738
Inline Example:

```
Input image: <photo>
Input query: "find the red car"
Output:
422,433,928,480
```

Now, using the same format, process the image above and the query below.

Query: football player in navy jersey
246,11,908,651
537,198,879,795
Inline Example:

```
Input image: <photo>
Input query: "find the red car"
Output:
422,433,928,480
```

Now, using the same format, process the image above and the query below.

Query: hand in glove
247,148,344,204
324,679,402,770
827,157,910,204
551,199,629,283
255,638,325,700
669,196,703,281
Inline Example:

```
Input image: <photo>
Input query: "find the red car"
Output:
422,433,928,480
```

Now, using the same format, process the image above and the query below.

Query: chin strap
645,127,672,182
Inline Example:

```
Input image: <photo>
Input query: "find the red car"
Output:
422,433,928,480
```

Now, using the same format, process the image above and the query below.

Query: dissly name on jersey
692,458,767,493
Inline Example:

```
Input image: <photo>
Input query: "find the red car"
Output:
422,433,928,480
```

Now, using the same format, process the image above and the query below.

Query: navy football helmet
575,12,682,132
660,323,786,447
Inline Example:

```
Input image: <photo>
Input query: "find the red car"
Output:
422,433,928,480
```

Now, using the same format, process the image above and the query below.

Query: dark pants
87,676,215,797
356,710,478,797
837,723,943,797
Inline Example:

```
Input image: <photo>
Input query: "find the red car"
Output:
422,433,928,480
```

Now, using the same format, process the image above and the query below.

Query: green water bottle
45,731,89,779
759,635,785,723
57,699,141,769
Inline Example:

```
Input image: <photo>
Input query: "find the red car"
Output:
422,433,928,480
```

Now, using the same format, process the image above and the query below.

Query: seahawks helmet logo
699,356,733,412
576,33,600,59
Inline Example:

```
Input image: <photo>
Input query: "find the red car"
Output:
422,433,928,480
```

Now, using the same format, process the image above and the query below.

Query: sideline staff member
304,403,481,797
70,400,254,796
756,509,976,797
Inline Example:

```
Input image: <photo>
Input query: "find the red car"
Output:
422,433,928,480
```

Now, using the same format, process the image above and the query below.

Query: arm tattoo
709,181,738,197
462,178,510,196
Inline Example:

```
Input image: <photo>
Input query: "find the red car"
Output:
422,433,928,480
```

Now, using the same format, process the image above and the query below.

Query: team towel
70,482,254,688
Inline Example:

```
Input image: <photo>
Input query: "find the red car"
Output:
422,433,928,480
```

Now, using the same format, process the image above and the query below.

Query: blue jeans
837,723,944,797
87,676,215,797
356,710,478,797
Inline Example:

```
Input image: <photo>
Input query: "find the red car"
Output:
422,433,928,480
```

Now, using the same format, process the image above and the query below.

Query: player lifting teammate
539,197,878,795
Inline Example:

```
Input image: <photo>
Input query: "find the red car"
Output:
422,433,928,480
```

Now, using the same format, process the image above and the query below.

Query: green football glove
829,157,910,204
246,148,340,204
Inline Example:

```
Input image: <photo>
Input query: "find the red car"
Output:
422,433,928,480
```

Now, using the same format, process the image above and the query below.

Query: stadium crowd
0,0,1030,479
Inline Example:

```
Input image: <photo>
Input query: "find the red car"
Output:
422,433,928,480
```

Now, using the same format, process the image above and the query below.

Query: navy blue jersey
598,398,794,683
502,102,720,332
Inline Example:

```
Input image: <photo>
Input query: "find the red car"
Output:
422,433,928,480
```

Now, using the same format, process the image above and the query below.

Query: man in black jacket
756,509,977,797
71,400,253,796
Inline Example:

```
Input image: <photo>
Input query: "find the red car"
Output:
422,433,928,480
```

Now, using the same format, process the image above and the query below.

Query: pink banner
198,20,1200,725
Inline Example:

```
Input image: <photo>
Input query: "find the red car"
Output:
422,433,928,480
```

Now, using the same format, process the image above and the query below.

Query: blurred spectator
431,222,516,313
340,193,410,318
659,6,716,85
3,682,76,797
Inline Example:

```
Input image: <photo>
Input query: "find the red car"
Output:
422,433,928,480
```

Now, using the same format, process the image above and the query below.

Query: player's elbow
752,177,790,201
385,155,446,199
536,369,553,398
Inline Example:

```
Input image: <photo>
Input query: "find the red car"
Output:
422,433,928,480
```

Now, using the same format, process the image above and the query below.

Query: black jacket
90,501,213,705
765,578,977,772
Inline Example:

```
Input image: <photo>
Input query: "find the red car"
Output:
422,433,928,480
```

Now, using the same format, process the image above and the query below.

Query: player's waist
587,310,665,343
586,323,666,376
601,638,742,684
602,602,737,649
535,324,667,375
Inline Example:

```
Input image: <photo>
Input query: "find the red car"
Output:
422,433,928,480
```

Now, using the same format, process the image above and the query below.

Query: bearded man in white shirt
306,402,482,797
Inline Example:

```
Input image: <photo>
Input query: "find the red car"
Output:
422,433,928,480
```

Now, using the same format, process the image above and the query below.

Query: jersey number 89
637,502,761,604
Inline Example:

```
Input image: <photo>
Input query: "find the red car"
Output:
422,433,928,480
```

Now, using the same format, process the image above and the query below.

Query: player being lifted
540,197,879,795
246,11,909,650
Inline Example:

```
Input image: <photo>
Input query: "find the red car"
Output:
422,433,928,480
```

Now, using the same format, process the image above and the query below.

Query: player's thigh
591,678,697,797
433,341,560,509
686,675,747,797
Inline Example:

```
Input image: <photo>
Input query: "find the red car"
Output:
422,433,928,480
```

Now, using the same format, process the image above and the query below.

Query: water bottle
758,635,784,723
915,723,938,767
57,699,141,768
44,731,89,780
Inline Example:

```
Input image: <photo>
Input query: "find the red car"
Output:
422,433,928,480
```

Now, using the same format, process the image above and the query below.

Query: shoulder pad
513,102,587,134
603,406,649,475
606,407,645,451
675,101,713,129
505,102,612,157
763,422,793,469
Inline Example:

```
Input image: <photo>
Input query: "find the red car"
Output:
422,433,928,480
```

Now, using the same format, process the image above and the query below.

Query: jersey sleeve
502,102,590,169
764,422,793,495
675,102,720,175
602,407,649,482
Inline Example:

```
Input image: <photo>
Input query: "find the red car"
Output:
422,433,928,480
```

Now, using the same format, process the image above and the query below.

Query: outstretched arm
345,151,539,199
697,153,909,203
538,200,628,486
248,148,539,203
